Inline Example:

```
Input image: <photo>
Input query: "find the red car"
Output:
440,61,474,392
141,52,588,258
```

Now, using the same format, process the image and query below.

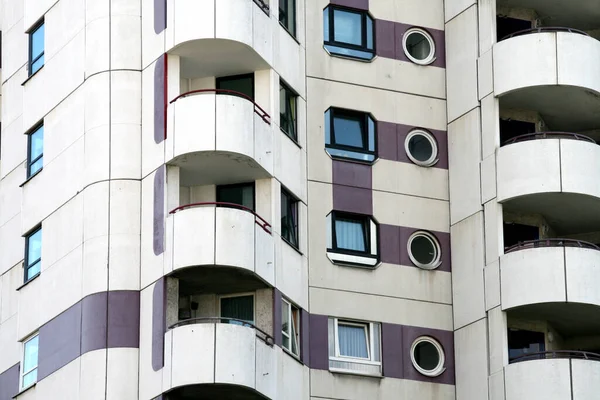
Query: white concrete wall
504,359,571,400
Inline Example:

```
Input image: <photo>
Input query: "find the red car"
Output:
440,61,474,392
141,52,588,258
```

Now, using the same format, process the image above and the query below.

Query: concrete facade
0,0,598,399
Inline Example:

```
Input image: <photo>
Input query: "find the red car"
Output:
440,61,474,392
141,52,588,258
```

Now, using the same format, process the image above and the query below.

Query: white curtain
338,324,368,358
336,219,365,251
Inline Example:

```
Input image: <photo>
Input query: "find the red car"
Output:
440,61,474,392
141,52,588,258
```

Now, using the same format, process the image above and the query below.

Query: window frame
410,336,446,377
331,318,380,365
324,5,375,60
279,0,297,37
279,81,298,142
281,298,300,357
281,188,299,249
28,20,45,76
218,293,256,325
407,230,442,270
26,123,44,178
330,211,370,256
216,73,255,101
402,27,436,66
20,332,39,391
404,129,439,167
325,107,377,162
24,226,42,283
216,182,256,212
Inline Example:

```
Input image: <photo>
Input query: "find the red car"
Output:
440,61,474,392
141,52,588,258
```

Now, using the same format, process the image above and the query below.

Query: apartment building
0,0,599,399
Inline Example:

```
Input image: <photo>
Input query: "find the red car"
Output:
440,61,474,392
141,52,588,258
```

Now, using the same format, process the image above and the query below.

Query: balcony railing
168,316,274,345
504,239,600,254
501,27,590,41
510,350,600,364
502,132,596,146
169,202,272,234
170,89,271,125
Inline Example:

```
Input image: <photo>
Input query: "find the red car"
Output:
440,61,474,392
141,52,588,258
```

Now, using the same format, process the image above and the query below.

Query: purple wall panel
107,291,140,348
333,184,373,215
375,20,396,59
381,323,403,379
402,325,455,385
0,364,19,400
308,314,329,370
377,121,398,161
154,55,166,144
154,0,166,34
152,278,166,371
38,303,82,381
379,224,401,265
400,227,451,272
332,161,372,189
273,289,283,347
330,0,369,10
153,165,165,255
81,292,108,353
301,309,310,364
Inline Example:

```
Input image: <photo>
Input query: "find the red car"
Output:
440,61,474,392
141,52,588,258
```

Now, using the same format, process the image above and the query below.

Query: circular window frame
407,231,442,270
410,336,446,377
405,129,439,167
402,28,436,65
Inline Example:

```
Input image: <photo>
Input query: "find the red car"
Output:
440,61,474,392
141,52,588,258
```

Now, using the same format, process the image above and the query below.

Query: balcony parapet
501,27,590,41
502,132,595,146
168,316,274,346
504,239,600,254
510,350,600,364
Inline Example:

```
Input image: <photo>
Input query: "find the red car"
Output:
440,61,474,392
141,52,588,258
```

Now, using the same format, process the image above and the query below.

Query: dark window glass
29,22,45,75
279,82,297,141
221,295,254,325
414,341,440,370
325,108,376,162
503,222,539,249
25,227,42,282
323,6,374,60
27,124,44,177
331,212,369,254
508,329,545,361
279,0,296,37
216,74,254,100
217,183,255,211
281,189,299,248
499,118,536,145
496,16,532,41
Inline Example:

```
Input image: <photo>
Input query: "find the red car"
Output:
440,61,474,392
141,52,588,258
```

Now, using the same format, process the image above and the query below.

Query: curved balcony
505,352,600,400
166,203,274,286
164,320,275,399
497,135,600,234
493,30,600,131
166,91,273,185
166,0,273,75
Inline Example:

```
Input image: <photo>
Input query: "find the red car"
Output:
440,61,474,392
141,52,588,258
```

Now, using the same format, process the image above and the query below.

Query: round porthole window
403,28,436,65
405,129,439,167
408,231,442,270
411,337,446,377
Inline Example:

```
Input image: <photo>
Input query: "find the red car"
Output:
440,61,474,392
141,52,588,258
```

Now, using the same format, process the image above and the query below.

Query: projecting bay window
326,211,379,267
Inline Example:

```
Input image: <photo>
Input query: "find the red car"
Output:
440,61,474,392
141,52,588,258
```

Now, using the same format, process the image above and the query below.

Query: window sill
279,22,300,45
323,45,376,63
19,168,43,187
281,128,302,150
282,237,303,256
329,367,383,378
13,383,36,398
21,66,44,86
325,149,377,165
16,272,41,291
327,250,379,268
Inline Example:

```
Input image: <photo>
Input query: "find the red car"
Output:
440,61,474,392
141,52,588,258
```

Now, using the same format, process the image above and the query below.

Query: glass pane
291,308,299,355
411,235,436,264
335,217,366,252
217,184,254,211
31,55,44,74
414,341,440,370
333,9,362,46
282,301,290,336
30,126,44,160
368,117,375,151
323,8,330,41
217,75,254,100
333,115,364,148
324,110,331,144
338,324,368,358
221,295,254,325
27,260,41,280
409,134,433,162
406,32,431,60
508,329,545,360
366,17,373,49
31,24,44,60
28,229,42,265
29,158,43,176
22,369,37,388
23,336,39,372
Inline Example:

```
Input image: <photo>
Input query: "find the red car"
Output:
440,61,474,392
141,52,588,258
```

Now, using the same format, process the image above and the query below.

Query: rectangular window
279,0,296,37
27,124,44,177
24,227,42,282
216,183,255,211
220,294,255,325
21,333,39,390
216,74,254,100
279,82,298,142
328,318,381,375
325,108,376,162
29,21,45,75
323,6,374,60
282,299,300,357
281,189,299,249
